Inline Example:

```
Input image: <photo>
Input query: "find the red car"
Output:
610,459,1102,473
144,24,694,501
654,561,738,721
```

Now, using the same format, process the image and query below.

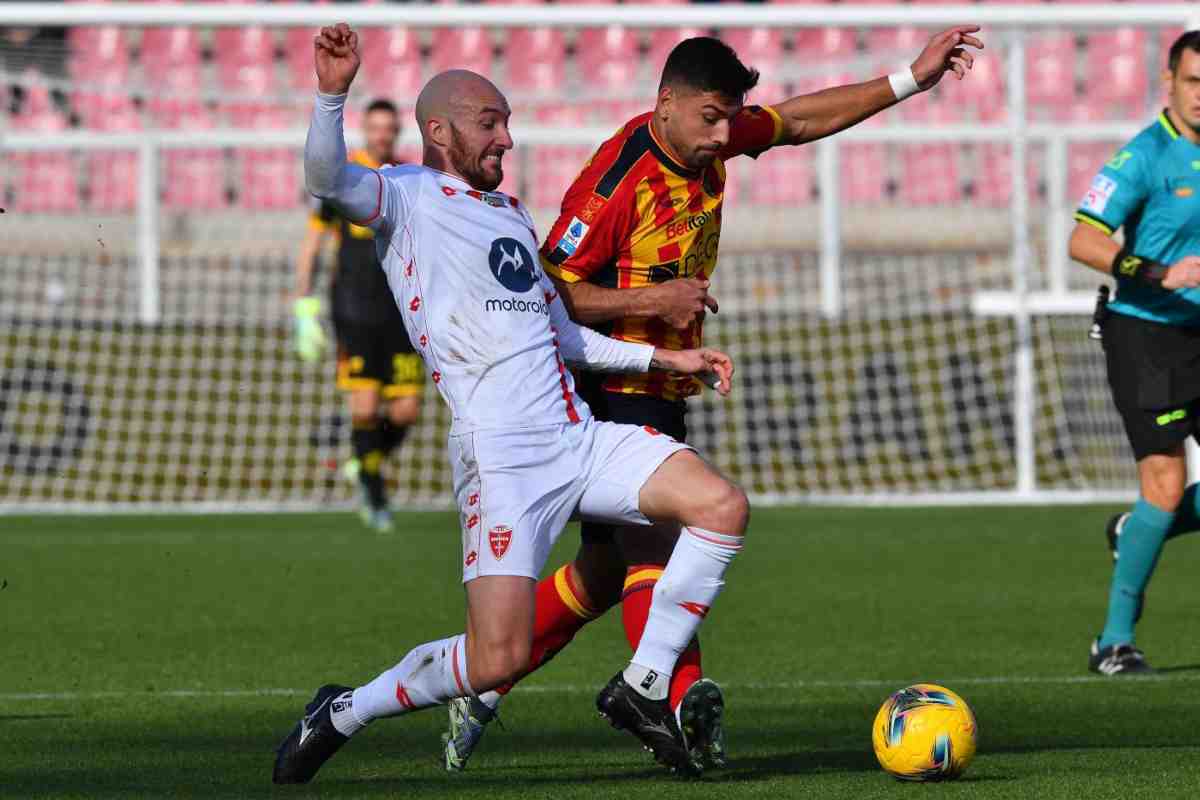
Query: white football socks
629,526,742,699
342,633,473,734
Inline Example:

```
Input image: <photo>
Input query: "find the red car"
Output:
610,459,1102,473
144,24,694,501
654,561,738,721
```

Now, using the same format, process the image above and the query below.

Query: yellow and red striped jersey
540,106,785,400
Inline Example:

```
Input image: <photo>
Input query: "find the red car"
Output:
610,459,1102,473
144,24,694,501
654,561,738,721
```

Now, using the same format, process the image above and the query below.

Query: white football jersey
364,165,648,435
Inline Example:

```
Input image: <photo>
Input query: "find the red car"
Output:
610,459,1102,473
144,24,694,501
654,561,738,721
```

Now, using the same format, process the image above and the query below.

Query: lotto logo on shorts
465,550,478,567
468,493,479,507
489,525,513,560
466,514,479,530
419,335,428,348
409,297,421,312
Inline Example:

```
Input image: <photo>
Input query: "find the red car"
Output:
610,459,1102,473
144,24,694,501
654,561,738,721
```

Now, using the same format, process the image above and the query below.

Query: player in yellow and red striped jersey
443,29,984,772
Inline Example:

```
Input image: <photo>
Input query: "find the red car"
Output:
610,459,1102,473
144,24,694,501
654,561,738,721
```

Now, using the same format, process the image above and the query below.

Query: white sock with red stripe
340,633,472,734
627,526,742,700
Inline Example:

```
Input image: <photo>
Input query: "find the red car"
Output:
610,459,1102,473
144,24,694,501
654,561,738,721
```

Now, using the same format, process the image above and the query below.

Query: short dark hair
659,37,759,100
365,98,398,116
1168,30,1200,73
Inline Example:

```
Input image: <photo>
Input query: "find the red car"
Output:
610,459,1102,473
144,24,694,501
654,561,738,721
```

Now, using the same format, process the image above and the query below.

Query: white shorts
449,416,693,582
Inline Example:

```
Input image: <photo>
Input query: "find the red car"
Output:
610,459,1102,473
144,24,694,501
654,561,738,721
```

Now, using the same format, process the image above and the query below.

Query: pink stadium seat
506,28,566,94
531,104,590,210
1062,103,1115,203
1161,26,1185,59
9,82,79,213
1026,32,1078,116
723,27,785,62
360,27,425,100
85,95,141,213
1084,29,1148,114
938,48,1006,116
212,25,278,122
430,27,493,76
793,28,857,62
745,143,813,207
897,95,963,206
865,26,929,71
577,27,640,92
68,25,130,92
141,26,201,69
284,26,323,92
158,104,228,211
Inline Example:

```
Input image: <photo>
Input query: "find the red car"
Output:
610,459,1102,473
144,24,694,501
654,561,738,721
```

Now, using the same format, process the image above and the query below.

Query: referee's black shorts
576,373,688,544
1103,310,1200,461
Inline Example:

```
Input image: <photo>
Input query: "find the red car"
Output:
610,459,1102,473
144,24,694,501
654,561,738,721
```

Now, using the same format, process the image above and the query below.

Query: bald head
416,70,508,137
415,70,514,192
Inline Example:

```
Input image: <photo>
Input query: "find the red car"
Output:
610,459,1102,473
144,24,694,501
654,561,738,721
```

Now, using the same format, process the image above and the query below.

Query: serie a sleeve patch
1081,174,1118,216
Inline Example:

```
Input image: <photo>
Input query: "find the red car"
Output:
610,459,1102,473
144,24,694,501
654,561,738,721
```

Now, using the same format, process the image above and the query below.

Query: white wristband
888,69,920,101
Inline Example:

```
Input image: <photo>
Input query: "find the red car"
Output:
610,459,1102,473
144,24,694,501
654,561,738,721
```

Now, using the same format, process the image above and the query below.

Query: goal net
0,9,1178,511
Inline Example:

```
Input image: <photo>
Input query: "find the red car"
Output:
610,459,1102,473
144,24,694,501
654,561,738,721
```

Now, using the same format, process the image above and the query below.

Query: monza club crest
488,525,513,560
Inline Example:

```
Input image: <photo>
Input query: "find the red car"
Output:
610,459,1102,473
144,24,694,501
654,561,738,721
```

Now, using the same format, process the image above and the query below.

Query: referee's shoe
1089,638,1154,676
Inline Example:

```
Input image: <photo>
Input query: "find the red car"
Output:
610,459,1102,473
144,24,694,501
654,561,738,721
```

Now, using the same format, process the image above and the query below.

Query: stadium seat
85,95,141,213
67,24,130,114
576,27,640,94
1083,29,1149,116
897,94,963,206
939,46,1006,117
793,28,857,64
744,138,813,207
505,28,566,95
530,104,591,210
430,26,493,77
230,107,299,211
284,26,323,92
865,26,930,72
360,27,425,100
158,103,228,211
9,81,79,213
722,27,785,85
1061,103,1116,204
212,25,280,123
141,26,203,89
1026,32,1078,117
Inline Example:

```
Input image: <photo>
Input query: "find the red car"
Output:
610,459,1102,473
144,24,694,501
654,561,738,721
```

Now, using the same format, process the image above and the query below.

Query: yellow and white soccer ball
872,683,977,781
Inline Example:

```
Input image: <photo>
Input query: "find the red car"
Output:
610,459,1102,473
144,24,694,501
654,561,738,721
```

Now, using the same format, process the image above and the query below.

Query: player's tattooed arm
771,26,983,145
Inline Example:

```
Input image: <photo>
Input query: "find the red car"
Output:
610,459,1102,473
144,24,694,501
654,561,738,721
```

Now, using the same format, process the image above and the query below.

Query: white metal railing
1,3,1195,502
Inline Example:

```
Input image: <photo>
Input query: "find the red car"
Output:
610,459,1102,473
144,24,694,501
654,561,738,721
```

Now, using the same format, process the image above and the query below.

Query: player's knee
1140,457,1187,511
1145,479,1185,513
484,638,530,686
710,481,750,535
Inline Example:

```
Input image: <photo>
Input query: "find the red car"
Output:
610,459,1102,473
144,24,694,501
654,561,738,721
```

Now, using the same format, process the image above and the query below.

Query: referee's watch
1111,247,1170,289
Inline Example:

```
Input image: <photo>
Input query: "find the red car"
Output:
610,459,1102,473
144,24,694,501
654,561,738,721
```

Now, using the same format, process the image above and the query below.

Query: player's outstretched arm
304,24,382,222
548,286,734,394
770,26,984,145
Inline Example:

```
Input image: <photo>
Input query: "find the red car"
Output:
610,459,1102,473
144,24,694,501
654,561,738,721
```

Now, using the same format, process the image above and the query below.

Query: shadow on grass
1153,663,1200,674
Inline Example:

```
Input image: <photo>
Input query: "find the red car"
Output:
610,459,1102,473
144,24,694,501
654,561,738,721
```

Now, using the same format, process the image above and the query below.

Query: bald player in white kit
272,24,750,781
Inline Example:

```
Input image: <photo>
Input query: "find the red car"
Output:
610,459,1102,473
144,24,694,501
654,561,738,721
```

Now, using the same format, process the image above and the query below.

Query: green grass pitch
5,505,1200,799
